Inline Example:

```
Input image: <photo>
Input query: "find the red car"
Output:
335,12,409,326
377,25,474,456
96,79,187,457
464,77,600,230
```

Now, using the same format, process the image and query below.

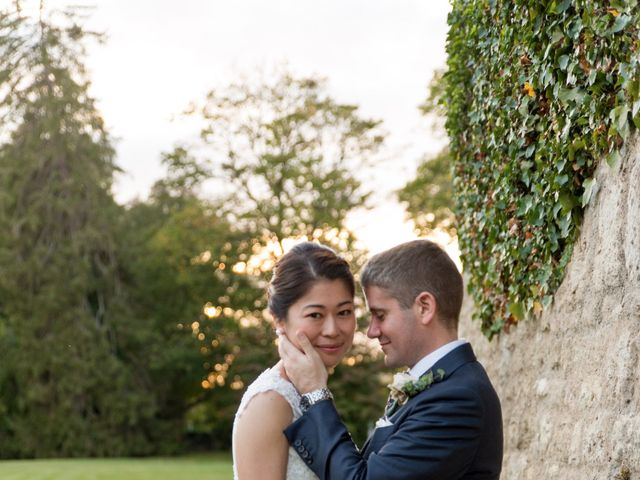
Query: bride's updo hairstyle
268,242,355,321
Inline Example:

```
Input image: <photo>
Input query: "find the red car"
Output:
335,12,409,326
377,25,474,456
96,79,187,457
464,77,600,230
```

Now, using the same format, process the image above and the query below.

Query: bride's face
277,278,356,368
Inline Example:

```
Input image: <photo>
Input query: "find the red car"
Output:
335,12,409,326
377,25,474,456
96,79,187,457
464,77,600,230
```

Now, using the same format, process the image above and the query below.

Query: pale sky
14,0,452,254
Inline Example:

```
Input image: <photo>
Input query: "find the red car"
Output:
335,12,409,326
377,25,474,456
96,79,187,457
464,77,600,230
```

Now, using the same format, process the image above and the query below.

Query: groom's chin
382,354,401,369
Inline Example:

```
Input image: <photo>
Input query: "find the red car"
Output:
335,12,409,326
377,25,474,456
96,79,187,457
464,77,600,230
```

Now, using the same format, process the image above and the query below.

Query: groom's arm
284,384,485,480
284,399,364,478
278,331,486,479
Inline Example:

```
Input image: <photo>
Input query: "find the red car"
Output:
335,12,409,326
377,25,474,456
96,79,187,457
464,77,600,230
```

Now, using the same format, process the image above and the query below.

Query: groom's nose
366,319,380,339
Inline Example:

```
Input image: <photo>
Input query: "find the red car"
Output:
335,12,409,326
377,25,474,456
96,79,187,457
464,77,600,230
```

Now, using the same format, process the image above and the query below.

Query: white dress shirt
409,339,468,378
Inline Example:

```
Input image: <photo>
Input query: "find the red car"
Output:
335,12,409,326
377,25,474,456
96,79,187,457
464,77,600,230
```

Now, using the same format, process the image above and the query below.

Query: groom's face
364,286,423,369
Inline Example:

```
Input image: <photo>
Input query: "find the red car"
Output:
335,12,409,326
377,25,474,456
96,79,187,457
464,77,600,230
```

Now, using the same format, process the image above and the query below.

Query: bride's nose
322,316,339,336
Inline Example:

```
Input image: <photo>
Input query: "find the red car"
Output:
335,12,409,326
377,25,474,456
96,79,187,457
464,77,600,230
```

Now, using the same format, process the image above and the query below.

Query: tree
398,148,455,236
187,69,385,262
118,148,266,451
0,7,154,457
176,69,390,447
398,69,456,237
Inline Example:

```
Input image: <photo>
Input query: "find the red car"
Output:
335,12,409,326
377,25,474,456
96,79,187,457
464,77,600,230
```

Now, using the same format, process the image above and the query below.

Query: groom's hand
278,330,328,394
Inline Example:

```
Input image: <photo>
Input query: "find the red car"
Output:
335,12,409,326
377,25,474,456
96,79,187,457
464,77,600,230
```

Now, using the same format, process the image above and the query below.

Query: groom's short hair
360,239,463,328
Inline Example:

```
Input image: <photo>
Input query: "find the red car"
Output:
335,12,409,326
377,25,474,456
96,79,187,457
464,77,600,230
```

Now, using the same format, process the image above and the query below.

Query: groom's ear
414,291,437,326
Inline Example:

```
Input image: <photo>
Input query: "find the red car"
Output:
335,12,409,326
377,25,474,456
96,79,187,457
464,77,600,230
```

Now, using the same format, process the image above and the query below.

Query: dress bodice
232,366,319,480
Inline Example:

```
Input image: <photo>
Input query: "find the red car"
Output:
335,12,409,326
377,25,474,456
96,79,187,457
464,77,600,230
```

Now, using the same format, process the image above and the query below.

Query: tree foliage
398,148,456,237
419,68,448,130
446,0,639,337
119,149,269,451
398,69,456,237
0,7,155,457
0,9,391,455
179,70,390,447
186,70,385,261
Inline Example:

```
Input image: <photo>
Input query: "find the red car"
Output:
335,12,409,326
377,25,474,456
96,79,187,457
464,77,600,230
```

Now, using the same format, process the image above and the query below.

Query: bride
232,242,356,480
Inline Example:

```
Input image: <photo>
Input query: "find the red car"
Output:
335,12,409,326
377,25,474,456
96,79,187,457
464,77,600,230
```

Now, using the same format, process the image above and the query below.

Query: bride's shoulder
243,387,292,418
233,369,294,479
234,386,293,441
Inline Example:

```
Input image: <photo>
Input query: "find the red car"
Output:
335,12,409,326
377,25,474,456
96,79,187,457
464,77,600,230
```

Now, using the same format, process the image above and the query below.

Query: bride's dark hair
267,242,354,321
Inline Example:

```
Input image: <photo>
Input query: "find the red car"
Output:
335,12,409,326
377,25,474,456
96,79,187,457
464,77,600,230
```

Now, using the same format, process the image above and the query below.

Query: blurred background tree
175,69,389,447
398,147,454,237
185,69,385,261
0,6,156,457
398,69,456,238
118,147,266,451
0,5,396,457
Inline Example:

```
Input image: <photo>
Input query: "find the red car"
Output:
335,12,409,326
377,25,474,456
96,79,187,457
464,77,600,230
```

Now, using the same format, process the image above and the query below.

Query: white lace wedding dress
232,366,319,480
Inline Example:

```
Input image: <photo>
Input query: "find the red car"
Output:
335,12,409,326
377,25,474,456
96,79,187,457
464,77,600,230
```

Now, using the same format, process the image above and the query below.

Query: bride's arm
234,390,293,480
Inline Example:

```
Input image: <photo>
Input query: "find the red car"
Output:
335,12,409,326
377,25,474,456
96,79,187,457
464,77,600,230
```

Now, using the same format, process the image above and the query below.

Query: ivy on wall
445,0,639,337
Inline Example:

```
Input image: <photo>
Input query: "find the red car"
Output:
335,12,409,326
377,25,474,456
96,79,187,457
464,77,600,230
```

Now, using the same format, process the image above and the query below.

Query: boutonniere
387,368,445,407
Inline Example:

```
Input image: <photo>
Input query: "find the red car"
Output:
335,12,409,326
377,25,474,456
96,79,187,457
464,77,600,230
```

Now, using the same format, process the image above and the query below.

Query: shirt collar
409,338,468,378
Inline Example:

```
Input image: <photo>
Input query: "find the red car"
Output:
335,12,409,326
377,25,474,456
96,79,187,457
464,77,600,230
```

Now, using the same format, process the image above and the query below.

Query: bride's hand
278,330,328,394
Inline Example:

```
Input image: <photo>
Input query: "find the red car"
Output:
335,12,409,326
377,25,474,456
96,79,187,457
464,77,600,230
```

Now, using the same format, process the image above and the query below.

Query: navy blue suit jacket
284,343,503,479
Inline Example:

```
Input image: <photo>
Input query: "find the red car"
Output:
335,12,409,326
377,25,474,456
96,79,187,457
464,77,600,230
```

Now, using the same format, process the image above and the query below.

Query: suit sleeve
284,385,485,480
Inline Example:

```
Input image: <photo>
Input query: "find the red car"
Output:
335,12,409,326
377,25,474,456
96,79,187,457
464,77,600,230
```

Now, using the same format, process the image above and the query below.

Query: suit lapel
362,343,478,457
429,342,477,381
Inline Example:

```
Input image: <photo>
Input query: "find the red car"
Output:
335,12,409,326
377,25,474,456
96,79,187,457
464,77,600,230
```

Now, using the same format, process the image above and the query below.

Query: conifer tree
0,6,154,457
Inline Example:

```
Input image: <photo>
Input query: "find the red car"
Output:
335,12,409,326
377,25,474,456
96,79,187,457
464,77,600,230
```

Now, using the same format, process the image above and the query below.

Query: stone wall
459,134,640,480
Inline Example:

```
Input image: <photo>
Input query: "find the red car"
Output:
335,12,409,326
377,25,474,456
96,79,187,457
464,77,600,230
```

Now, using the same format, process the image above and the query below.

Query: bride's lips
316,343,344,354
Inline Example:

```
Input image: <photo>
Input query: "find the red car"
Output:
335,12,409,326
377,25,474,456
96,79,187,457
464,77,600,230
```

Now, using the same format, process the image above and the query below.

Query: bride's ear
272,315,286,333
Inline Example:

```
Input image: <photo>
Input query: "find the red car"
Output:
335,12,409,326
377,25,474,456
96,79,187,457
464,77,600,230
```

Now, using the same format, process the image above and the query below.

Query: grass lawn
0,453,233,480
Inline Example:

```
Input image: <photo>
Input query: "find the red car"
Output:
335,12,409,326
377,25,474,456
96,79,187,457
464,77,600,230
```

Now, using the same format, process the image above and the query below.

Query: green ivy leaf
608,14,631,35
558,55,570,71
508,302,525,320
633,100,640,128
445,0,638,338
610,105,630,130
558,211,572,237
550,28,564,44
554,0,572,14
557,87,586,105
606,149,621,167
581,177,597,207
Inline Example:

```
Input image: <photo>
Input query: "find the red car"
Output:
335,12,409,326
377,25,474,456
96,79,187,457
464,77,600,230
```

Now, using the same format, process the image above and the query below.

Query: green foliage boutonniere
387,368,446,407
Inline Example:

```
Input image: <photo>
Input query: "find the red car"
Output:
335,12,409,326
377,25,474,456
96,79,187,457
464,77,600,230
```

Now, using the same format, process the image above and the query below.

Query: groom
278,239,503,479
